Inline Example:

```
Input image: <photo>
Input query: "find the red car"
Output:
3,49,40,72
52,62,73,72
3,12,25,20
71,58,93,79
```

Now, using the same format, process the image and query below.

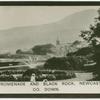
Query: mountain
0,9,97,53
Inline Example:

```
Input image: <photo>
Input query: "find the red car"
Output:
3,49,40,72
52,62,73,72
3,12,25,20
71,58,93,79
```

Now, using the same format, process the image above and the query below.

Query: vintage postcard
0,1,99,98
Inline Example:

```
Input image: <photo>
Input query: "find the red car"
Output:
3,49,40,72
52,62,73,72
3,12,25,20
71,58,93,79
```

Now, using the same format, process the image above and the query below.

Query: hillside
0,9,97,53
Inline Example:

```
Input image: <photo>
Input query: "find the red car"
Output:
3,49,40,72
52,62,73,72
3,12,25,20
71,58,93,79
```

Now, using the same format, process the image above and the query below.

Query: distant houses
0,37,89,68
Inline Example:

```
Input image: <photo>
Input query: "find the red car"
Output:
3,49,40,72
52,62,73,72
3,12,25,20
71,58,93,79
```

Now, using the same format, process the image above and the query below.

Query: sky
0,6,99,30
0,6,100,53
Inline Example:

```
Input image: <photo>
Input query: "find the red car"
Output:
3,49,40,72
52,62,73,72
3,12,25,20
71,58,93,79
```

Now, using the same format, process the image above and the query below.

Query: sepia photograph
0,2,100,97
0,5,99,82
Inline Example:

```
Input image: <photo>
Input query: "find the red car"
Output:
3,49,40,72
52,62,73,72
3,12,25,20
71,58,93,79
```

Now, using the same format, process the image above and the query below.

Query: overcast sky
0,6,99,30
0,6,99,53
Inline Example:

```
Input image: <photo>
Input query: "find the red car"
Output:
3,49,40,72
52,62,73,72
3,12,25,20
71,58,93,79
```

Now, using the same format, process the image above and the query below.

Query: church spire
56,35,60,45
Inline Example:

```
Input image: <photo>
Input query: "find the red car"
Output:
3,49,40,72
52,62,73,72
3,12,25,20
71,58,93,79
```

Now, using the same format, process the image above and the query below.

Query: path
66,72,94,81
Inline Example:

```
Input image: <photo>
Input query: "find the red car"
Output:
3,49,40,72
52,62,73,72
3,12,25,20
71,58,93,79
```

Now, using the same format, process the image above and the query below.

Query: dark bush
22,69,76,81
44,57,72,70
0,75,15,81
44,56,87,70
22,68,42,77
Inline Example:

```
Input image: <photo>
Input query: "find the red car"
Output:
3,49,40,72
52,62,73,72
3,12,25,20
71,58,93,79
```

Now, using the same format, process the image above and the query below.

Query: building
55,37,88,57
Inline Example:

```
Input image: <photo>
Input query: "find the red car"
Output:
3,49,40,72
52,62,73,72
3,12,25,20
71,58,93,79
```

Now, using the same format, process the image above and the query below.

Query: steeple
56,35,60,45
56,35,62,57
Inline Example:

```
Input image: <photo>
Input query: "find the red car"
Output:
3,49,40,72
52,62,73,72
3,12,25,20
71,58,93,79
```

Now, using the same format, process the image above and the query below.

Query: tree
44,56,85,70
80,8,100,79
80,9,100,45
44,57,72,70
32,44,56,55
16,49,23,54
